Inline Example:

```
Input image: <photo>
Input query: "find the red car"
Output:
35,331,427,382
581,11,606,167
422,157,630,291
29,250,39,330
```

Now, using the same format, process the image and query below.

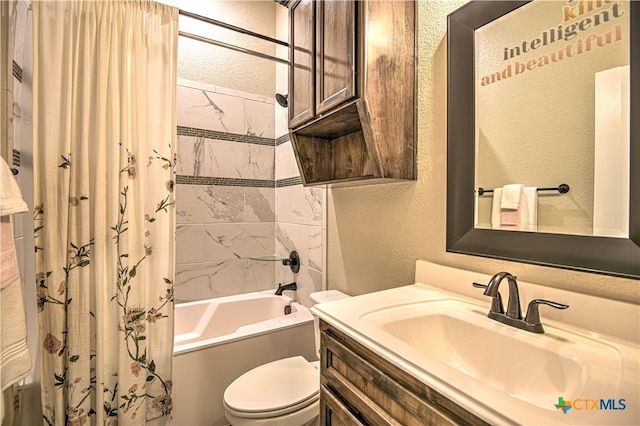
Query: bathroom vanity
319,320,487,425
312,261,640,425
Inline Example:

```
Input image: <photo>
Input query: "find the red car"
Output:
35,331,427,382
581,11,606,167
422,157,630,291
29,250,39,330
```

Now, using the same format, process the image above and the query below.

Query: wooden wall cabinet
289,0,315,127
288,0,417,186
319,320,490,425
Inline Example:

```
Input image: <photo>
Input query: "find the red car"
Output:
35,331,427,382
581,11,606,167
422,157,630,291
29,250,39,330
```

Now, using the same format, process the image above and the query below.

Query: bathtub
170,292,317,426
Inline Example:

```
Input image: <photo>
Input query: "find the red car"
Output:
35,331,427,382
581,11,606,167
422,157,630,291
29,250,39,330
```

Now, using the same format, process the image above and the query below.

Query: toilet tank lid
310,290,349,305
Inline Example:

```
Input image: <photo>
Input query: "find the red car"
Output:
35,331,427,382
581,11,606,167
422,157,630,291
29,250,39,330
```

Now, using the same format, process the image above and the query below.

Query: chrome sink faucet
473,272,569,333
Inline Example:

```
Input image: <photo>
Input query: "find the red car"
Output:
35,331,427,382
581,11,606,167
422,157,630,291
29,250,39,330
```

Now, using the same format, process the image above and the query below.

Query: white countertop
312,261,640,425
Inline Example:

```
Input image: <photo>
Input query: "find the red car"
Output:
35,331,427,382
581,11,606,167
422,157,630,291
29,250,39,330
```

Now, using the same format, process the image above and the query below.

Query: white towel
0,265,31,392
0,157,27,290
474,191,479,227
0,157,31,406
490,188,502,230
1,217,20,290
500,184,523,209
523,187,538,232
1,158,28,216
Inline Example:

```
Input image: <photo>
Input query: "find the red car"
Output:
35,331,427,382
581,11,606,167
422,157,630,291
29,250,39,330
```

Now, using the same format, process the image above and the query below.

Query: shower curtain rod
178,9,290,65
179,31,289,65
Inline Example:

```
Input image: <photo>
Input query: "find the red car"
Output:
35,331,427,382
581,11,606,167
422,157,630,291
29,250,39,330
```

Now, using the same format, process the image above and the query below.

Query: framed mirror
447,0,639,279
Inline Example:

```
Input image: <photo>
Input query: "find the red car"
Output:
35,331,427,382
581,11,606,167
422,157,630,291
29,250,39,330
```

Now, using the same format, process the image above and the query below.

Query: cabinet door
289,0,315,128
316,0,357,115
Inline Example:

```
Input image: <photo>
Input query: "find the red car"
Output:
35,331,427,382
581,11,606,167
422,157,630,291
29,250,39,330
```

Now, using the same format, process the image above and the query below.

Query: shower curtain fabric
32,1,178,425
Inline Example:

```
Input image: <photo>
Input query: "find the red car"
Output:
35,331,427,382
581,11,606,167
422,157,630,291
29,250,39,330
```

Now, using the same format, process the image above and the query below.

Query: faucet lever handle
472,282,504,314
533,299,569,310
525,299,569,328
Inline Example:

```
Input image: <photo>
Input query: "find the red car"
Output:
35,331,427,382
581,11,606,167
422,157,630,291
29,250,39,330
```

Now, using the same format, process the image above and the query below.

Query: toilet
223,290,350,426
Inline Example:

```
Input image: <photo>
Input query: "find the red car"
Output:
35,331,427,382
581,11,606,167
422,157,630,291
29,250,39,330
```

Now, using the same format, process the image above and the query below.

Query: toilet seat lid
224,356,319,414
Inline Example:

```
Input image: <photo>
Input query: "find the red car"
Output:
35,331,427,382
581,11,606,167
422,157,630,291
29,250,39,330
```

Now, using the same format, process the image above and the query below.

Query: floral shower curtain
32,1,178,424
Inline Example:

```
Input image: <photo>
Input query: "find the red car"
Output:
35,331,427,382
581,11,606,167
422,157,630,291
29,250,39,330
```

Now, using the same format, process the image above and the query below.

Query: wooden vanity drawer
319,320,489,426
320,384,364,425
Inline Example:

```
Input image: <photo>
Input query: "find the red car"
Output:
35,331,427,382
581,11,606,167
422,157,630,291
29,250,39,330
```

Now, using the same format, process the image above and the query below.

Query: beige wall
163,0,282,99
326,0,639,304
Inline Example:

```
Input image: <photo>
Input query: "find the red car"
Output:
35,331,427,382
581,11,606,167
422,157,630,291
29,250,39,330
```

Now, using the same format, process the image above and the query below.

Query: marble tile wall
274,137,326,308
175,81,277,303
175,78,326,307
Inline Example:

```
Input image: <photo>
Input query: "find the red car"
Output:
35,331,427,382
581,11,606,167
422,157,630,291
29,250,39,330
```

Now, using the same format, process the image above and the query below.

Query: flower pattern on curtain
32,1,178,424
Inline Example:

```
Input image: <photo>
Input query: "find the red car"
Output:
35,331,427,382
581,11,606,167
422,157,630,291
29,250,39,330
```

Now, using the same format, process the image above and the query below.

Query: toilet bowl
223,290,349,426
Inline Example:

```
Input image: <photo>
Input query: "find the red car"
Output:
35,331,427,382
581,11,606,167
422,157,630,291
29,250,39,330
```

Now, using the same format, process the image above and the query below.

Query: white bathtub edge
174,302,313,356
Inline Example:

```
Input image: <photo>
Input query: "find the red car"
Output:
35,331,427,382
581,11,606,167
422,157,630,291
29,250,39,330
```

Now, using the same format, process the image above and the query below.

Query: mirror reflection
473,0,630,238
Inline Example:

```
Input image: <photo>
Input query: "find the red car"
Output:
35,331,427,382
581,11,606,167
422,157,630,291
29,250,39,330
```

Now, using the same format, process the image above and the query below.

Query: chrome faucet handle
472,282,504,314
524,299,569,333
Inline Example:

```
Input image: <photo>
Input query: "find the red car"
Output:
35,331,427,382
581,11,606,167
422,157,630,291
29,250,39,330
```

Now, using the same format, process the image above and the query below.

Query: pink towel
491,187,538,231
500,185,526,227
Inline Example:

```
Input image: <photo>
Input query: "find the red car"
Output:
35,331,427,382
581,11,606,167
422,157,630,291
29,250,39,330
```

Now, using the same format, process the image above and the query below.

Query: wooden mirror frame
446,0,640,279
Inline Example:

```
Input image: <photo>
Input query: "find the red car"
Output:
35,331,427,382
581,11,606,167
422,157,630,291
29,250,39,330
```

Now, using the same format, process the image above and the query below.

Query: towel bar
477,183,569,196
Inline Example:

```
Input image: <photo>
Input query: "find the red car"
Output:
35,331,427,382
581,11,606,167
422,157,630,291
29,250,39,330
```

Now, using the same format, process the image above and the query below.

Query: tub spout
275,282,297,295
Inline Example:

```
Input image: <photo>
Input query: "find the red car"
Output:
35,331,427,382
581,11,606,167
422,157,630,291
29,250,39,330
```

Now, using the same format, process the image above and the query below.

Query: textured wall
163,0,281,99
326,0,639,303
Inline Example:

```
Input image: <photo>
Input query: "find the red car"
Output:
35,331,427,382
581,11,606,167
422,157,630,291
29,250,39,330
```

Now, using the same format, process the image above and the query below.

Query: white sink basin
312,274,639,425
360,299,622,411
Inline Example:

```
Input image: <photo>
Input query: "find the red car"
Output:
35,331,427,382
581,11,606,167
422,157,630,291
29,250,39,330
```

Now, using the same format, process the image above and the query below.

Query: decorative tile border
12,61,22,83
276,133,290,146
177,126,274,147
176,175,303,188
275,176,302,187
175,127,301,188
176,175,274,188
12,149,20,167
